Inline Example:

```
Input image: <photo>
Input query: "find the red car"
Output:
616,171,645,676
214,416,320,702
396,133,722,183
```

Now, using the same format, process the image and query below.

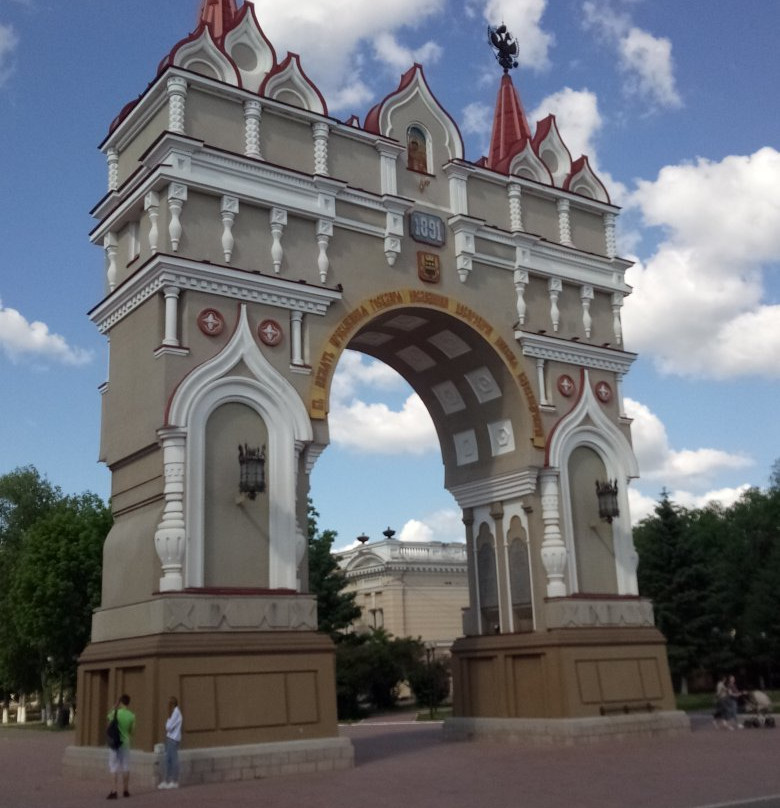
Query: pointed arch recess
167,304,312,590
166,28,242,86
308,288,544,447
546,368,639,595
364,65,464,162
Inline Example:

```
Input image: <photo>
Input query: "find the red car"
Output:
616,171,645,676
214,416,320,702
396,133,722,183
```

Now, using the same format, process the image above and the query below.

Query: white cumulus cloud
626,397,752,489
0,299,92,366
582,1,681,110
624,148,780,379
373,32,443,72
329,351,437,454
0,22,19,87
248,0,447,112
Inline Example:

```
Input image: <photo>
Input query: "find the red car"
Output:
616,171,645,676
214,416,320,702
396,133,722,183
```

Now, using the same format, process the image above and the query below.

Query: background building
337,537,468,651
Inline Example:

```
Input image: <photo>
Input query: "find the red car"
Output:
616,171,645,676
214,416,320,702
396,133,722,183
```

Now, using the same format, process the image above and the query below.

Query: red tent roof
485,73,531,171
197,0,238,40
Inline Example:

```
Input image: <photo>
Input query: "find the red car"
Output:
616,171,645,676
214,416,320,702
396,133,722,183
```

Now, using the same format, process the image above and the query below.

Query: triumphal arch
66,0,685,784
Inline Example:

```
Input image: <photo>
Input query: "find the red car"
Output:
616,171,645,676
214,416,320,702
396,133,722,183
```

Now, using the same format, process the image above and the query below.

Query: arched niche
507,515,533,631
476,523,498,633
568,445,618,594
406,124,430,173
203,401,270,588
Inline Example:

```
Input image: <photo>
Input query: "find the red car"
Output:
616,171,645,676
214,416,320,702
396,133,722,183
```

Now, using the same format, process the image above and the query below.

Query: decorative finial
488,24,519,74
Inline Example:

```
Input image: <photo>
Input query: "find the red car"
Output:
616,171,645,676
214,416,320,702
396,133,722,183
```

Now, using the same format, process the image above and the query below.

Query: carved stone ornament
258,318,283,347
197,308,225,336
557,374,576,397
594,380,613,403
417,251,441,283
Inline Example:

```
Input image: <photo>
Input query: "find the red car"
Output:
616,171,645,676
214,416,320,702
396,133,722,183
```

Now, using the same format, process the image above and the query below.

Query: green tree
0,467,63,697
408,652,451,718
307,503,360,639
335,629,424,717
635,491,717,688
9,493,112,701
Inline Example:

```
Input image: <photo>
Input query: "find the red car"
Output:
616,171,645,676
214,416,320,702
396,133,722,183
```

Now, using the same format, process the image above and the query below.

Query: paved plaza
4,713,780,808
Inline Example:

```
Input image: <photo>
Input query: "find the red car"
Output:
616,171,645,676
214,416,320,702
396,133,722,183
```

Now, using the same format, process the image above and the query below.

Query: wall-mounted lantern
595,479,619,523
238,444,265,500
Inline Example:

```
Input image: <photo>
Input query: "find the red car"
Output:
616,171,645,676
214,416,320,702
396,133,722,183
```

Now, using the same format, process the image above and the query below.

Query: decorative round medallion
258,319,283,347
594,381,613,403
557,374,576,397
197,308,225,336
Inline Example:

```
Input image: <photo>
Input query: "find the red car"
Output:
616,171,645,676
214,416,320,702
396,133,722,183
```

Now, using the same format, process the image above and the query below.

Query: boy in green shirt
107,694,135,799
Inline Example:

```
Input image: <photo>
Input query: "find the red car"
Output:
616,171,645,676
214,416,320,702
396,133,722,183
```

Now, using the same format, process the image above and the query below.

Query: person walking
107,694,135,799
158,696,183,790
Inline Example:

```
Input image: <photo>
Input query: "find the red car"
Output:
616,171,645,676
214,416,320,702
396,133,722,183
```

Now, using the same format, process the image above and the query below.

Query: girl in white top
158,697,183,789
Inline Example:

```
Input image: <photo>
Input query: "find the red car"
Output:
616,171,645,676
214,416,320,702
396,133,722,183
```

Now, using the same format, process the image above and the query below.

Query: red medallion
197,308,225,336
595,381,613,403
557,375,576,397
258,319,283,347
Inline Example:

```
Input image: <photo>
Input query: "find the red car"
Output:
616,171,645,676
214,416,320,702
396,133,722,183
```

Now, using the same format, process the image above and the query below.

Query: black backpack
106,709,122,750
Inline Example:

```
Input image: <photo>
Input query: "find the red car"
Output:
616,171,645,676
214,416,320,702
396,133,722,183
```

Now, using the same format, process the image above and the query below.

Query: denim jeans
164,738,180,783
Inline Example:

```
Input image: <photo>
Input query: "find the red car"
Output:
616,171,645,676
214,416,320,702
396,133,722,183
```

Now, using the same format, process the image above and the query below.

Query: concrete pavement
3,713,780,808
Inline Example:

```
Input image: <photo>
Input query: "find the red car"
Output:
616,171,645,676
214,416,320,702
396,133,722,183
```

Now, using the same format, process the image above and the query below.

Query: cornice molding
517,332,636,374
89,255,341,333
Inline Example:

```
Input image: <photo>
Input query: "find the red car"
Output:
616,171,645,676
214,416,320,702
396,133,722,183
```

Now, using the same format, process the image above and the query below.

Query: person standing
158,696,183,790
107,694,135,799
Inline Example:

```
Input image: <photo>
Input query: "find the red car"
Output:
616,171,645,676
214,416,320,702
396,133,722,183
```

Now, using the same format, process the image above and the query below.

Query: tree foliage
307,502,360,639
335,629,424,718
0,467,111,703
635,468,780,690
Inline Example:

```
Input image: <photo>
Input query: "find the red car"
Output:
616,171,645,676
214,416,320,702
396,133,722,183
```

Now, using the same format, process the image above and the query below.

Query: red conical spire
485,73,532,171
197,0,238,40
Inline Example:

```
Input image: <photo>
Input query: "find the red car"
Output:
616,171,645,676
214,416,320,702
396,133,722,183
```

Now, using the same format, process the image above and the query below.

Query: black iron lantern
595,479,619,523
238,444,265,499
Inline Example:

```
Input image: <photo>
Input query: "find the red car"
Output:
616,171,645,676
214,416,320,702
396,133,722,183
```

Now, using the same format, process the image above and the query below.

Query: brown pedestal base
450,626,679,723
66,629,350,783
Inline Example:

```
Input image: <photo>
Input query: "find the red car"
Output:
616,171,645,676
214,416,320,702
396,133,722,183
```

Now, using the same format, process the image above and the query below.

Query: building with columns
336,537,469,650
66,1,685,781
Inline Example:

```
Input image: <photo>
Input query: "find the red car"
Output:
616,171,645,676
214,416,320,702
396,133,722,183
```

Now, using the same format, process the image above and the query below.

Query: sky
1,0,778,552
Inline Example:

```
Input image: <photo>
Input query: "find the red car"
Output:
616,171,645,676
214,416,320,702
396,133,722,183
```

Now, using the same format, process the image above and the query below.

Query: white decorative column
312,121,330,176
154,427,187,592
536,358,549,406
611,291,624,345
144,190,160,253
508,182,523,232
513,268,528,326
548,277,562,332
580,284,593,338
316,219,333,283
604,211,617,259
445,163,471,216
104,232,118,292
270,207,287,274
540,469,567,598
220,196,239,262
166,76,188,135
290,310,304,366
376,142,402,196
162,286,180,347
616,371,627,418
244,99,262,159
167,184,187,252
107,148,119,193
557,197,572,246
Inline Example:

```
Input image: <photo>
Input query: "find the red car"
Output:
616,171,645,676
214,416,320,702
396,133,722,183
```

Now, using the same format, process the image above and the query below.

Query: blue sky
1,0,778,551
